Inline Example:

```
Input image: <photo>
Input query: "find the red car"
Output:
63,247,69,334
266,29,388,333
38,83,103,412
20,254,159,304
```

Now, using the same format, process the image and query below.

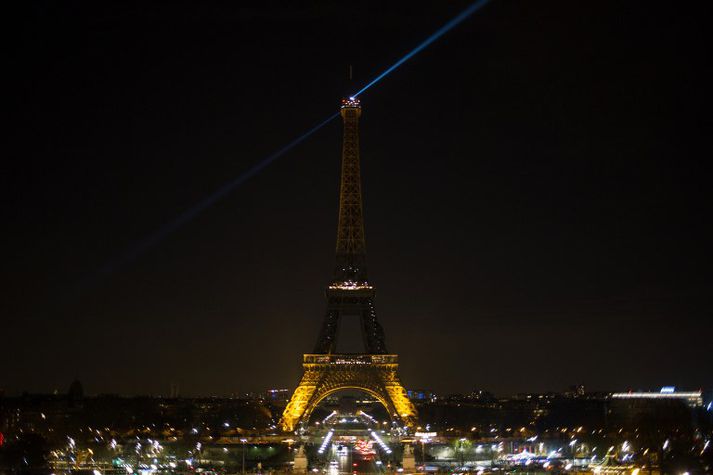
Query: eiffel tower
279,98,417,432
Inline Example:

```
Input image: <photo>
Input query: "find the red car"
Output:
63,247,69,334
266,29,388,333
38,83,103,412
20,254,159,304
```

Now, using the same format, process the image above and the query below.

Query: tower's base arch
280,354,417,432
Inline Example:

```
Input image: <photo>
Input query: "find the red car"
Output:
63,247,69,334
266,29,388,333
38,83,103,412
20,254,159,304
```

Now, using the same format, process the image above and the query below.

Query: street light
240,438,248,475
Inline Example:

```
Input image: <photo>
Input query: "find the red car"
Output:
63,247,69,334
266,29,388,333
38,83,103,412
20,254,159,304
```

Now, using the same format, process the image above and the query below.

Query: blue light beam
352,0,492,98
91,0,493,282
95,112,339,278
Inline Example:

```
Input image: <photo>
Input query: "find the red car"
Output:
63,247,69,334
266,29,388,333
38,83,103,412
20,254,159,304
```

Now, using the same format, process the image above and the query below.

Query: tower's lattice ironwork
335,99,367,283
280,98,417,432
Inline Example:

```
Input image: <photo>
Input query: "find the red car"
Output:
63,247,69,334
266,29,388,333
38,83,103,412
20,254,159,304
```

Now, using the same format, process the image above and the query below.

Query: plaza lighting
318,430,334,454
358,410,377,423
369,430,392,454
323,411,337,423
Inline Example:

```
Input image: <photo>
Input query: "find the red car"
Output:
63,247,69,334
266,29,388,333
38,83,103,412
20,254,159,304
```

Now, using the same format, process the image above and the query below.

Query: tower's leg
384,381,418,427
360,298,387,354
280,369,321,432
313,309,340,354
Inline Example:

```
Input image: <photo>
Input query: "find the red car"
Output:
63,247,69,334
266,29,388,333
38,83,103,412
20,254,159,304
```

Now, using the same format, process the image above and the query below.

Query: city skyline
5,0,712,397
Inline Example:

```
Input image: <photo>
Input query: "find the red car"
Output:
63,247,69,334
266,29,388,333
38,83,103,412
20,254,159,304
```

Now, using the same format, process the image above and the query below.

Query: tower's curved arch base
280,354,417,432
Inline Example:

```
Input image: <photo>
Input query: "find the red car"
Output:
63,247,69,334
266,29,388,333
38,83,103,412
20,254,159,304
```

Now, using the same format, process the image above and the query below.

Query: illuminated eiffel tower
280,98,417,432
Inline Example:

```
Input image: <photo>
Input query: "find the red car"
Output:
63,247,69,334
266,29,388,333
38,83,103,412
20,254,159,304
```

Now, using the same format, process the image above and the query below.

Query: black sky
4,0,712,397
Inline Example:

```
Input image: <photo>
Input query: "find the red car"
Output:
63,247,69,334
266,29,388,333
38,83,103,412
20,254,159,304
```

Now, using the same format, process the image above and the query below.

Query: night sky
5,1,712,397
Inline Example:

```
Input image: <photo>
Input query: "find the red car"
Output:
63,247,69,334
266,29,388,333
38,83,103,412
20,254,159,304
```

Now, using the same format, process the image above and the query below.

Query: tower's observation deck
341,97,362,110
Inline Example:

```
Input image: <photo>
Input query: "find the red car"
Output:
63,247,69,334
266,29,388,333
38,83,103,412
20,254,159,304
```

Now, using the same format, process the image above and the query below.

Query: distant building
407,389,436,402
565,385,586,398
68,380,84,407
611,387,703,408
469,389,496,402
264,388,290,403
